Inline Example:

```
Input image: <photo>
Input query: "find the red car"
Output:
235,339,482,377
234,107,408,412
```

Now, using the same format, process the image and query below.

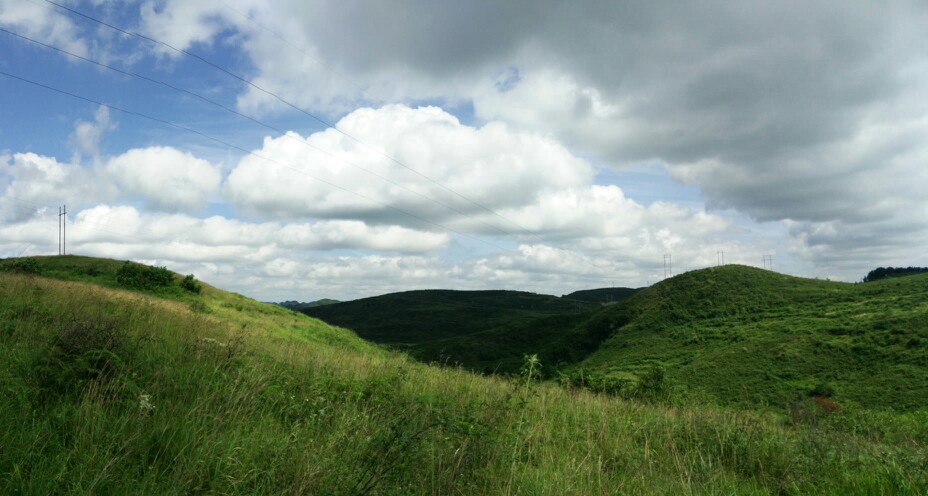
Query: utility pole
763,255,773,270
58,205,67,255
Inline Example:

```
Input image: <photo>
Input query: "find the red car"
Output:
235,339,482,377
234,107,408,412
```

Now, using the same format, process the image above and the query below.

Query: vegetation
864,266,928,282
400,311,594,374
115,261,174,290
304,266,928,413
1,256,926,494
561,265,928,410
301,289,596,344
180,274,203,294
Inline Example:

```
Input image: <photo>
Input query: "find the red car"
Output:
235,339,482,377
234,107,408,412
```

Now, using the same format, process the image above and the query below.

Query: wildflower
139,393,156,415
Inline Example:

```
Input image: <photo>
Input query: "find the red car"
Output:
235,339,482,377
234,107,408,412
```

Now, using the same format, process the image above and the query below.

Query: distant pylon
663,254,672,279
58,205,67,255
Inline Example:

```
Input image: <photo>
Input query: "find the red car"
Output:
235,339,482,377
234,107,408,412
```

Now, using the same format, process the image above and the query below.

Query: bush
636,365,671,402
810,382,836,398
181,274,202,294
116,261,173,291
1,257,42,275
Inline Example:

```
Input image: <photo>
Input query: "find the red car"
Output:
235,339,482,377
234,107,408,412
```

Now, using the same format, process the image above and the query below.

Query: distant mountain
562,287,640,305
276,299,341,311
300,289,597,345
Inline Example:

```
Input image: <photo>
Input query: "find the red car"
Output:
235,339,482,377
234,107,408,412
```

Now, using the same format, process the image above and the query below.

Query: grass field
1,256,926,494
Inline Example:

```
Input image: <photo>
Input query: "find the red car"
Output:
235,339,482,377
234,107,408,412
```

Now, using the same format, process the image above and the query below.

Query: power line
39,0,542,240
0,26,520,240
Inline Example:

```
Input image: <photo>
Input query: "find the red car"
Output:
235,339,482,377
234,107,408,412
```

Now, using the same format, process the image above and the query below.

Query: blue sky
1,0,926,301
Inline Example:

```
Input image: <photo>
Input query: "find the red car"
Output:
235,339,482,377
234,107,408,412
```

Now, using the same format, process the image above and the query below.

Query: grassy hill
560,265,928,410
301,289,597,344
2,256,927,494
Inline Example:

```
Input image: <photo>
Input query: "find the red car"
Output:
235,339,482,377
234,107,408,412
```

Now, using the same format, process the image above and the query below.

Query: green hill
2,256,926,494
301,289,597,344
562,286,641,304
561,265,928,410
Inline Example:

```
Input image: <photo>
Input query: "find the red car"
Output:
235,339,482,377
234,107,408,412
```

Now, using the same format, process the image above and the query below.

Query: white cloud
137,0,229,56
71,106,114,160
106,146,222,212
225,104,592,227
0,152,115,222
0,0,89,57
133,0,928,277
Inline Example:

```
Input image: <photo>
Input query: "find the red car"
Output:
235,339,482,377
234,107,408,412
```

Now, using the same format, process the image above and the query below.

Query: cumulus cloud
136,0,928,275
10,1,925,297
0,145,222,217
225,104,592,227
0,152,115,223
106,146,222,212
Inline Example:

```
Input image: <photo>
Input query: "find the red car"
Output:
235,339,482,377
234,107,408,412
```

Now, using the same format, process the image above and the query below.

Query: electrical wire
0,26,520,240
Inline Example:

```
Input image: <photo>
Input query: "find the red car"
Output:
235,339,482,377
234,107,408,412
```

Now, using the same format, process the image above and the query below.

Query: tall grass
1,272,926,494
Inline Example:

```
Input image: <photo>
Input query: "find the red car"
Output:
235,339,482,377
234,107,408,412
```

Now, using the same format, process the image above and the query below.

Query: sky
1,0,927,302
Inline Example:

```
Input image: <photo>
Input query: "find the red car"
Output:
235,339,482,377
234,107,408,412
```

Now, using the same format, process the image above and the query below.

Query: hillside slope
565,265,928,410
2,256,926,494
301,289,596,344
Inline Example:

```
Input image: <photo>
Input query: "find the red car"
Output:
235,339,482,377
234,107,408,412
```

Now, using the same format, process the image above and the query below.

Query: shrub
116,261,173,291
810,382,835,398
181,274,202,294
636,365,671,402
2,257,42,274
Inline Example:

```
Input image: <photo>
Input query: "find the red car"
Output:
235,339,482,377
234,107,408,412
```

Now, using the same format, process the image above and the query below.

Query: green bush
635,365,671,402
116,261,173,291
181,274,202,294
1,257,42,275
